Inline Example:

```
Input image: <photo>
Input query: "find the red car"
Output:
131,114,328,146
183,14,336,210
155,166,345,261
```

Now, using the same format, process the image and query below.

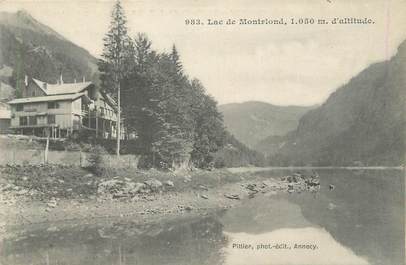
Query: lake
1,169,404,265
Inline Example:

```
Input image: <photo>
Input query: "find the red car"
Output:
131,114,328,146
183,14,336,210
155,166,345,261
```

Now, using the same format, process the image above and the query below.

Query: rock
246,183,255,189
185,206,193,211
183,175,192,183
98,179,124,194
128,182,146,194
47,199,57,208
246,184,259,192
224,194,240,200
164,180,175,187
329,184,335,190
84,173,94,178
144,179,163,191
198,185,208,191
200,194,209,199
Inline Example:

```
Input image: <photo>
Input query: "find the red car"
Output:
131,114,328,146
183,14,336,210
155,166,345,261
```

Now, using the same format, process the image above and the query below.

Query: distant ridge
0,10,67,41
219,101,314,149
267,40,406,166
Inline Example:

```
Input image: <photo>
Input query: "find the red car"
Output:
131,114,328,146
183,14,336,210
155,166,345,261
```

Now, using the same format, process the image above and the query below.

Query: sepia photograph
0,0,405,264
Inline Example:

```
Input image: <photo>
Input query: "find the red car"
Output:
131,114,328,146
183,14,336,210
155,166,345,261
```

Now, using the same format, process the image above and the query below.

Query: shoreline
0,179,304,238
0,166,306,230
227,166,405,173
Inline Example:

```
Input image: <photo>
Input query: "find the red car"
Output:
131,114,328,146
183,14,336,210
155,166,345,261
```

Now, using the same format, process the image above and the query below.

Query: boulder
97,179,124,194
164,180,175,187
125,182,146,195
144,179,163,192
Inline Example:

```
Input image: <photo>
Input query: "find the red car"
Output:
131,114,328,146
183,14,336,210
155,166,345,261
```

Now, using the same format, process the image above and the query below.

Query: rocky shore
0,165,320,230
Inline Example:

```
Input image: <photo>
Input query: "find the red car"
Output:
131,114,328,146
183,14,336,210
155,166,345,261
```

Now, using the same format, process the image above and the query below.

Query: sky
1,0,405,106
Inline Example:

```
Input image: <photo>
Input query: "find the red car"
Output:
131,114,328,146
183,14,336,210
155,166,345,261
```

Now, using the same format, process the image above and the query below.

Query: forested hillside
268,40,406,166
219,101,313,148
0,10,98,100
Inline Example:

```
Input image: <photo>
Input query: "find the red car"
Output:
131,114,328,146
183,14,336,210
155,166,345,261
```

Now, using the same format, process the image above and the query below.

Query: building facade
8,77,120,139
0,102,11,133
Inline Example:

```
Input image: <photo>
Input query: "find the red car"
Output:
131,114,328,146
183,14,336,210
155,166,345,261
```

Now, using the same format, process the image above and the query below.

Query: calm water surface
1,169,404,265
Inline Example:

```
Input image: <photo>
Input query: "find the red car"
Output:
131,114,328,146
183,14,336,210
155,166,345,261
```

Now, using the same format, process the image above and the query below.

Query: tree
188,79,226,168
122,34,152,136
98,0,130,157
98,26,229,169
170,44,183,75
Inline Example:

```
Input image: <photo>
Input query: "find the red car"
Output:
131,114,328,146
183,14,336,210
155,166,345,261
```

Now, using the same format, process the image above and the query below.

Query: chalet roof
46,82,93,95
8,92,86,104
31,78,92,95
99,90,117,109
32,78,47,93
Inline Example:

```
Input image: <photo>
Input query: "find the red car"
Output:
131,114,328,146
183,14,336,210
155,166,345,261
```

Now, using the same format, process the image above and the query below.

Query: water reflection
1,216,227,265
223,228,369,265
1,169,404,265
221,169,404,265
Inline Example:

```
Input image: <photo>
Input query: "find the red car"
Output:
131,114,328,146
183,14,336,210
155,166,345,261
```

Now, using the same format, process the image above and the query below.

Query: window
19,116,28,126
28,116,37,125
16,104,23,111
48,102,60,109
47,115,56,124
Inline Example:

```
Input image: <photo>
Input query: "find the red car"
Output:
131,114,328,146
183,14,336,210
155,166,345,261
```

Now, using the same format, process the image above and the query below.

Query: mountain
213,132,266,168
219,101,314,149
268,40,406,166
0,10,99,100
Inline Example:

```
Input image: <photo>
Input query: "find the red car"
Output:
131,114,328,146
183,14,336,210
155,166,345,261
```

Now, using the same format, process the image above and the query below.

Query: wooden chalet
8,76,122,139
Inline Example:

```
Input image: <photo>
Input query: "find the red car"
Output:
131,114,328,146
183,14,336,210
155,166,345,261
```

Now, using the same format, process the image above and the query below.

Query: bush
86,145,108,176
137,154,153,169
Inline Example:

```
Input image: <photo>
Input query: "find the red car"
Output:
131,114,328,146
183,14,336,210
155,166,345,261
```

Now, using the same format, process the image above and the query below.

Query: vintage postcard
0,0,405,264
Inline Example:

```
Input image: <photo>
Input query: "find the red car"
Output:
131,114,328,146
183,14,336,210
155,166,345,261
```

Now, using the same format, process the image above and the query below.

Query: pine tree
170,44,183,75
98,0,129,157
189,79,226,168
124,34,157,153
